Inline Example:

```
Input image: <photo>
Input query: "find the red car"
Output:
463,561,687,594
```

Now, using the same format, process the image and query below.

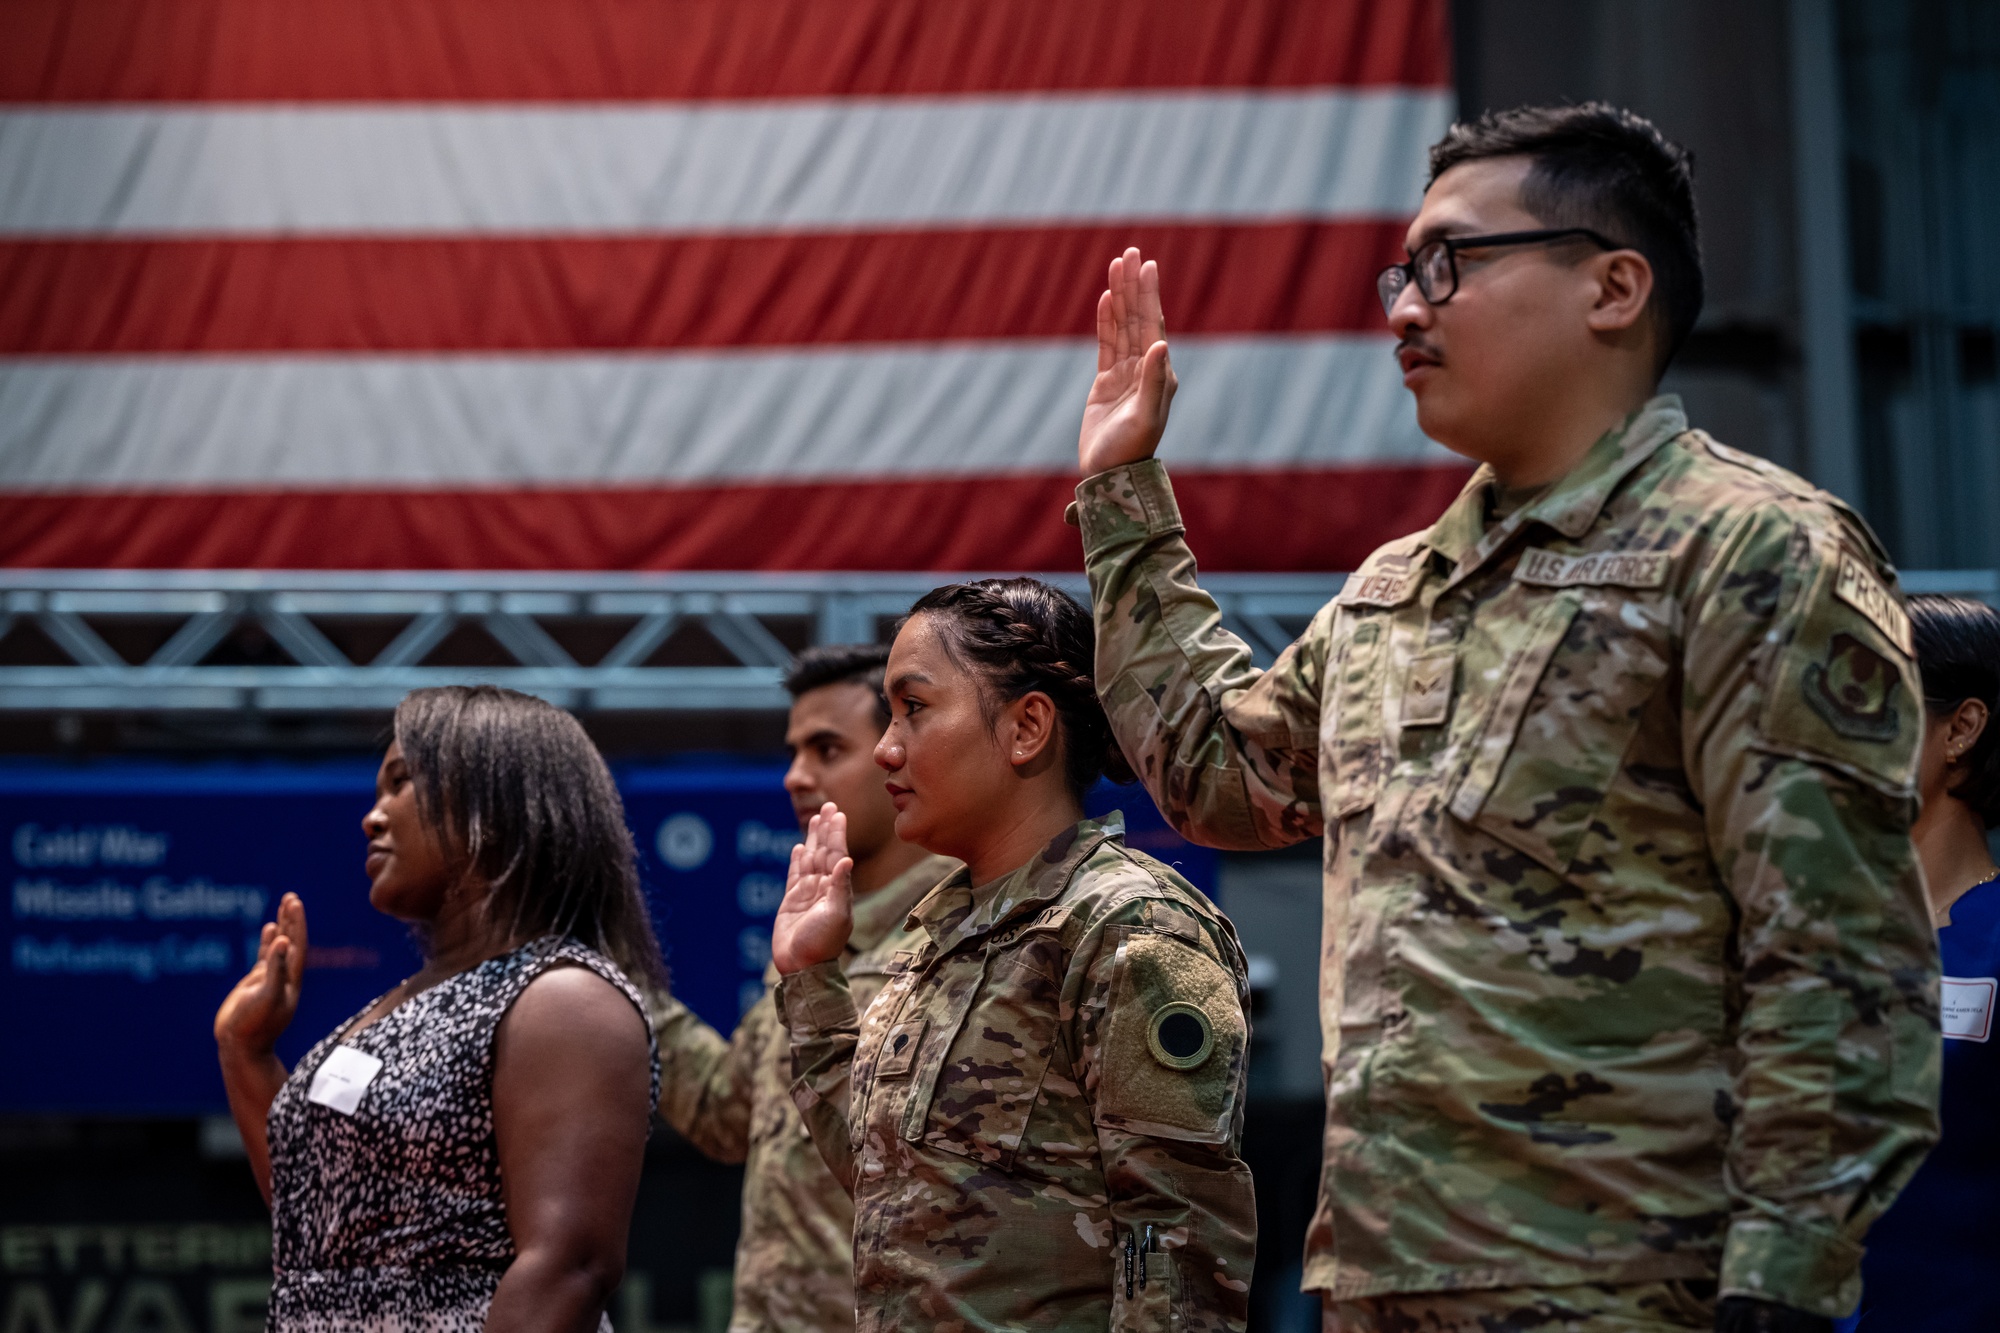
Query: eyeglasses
1376,228,1623,315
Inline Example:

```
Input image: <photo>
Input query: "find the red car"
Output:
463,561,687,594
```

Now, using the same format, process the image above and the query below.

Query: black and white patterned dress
266,937,659,1332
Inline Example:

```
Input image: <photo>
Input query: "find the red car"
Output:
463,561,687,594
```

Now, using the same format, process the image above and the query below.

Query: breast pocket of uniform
906,927,1066,1168
1324,617,1392,819
1448,586,1675,874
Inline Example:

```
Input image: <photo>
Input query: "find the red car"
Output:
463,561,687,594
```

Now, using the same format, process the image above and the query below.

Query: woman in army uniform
771,577,1257,1332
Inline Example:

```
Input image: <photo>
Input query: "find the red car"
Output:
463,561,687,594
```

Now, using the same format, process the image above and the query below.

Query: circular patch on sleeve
1147,1001,1215,1070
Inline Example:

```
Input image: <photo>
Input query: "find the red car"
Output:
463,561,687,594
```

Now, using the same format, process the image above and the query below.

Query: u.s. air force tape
1148,1002,1214,1070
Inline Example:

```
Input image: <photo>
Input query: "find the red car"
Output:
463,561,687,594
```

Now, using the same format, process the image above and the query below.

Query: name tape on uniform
1514,548,1670,590
1338,556,1421,608
1941,976,1995,1042
306,1044,384,1115
1833,553,1915,656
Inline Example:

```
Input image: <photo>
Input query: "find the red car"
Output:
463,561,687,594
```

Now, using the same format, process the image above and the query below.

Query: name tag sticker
307,1044,384,1115
1514,547,1671,590
1941,976,1995,1042
1833,552,1915,656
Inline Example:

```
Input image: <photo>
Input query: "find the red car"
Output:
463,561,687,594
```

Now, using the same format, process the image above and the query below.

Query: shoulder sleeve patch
1093,930,1247,1143
1147,1001,1215,1069
1758,539,1922,795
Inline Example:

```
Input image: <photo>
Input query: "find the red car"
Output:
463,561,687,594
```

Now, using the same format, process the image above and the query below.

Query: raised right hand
1077,247,1178,476
772,804,854,975
214,892,308,1057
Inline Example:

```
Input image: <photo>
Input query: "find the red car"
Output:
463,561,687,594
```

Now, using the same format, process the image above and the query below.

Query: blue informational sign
620,765,803,1029
2,759,1215,1114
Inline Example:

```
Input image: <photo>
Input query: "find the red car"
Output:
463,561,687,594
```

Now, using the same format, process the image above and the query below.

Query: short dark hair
1428,102,1704,374
904,578,1135,804
784,642,892,727
393,686,665,985
1910,595,2000,828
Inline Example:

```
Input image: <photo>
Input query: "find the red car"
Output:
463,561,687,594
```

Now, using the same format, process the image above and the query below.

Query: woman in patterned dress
213,686,663,1332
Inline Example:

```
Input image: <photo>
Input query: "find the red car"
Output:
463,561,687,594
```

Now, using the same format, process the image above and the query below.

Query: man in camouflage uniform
1068,105,1940,1332
645,644,955,1331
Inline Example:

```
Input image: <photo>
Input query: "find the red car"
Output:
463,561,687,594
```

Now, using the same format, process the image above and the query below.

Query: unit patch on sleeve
1802,632,1904,743
1148,1002,1216,1070
1514,547,1671,590
1833,552,1915,656
1095,931,1246,1142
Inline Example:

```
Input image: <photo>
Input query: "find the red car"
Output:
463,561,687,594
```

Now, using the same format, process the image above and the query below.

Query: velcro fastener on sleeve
1094,929,1246,1144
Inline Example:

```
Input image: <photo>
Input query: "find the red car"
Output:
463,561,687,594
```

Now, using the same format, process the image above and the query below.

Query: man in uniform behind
645,644,956,1331
1067,105,1940,1331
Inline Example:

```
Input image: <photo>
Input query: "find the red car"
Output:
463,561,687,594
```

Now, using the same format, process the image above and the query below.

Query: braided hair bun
905,578,1137,802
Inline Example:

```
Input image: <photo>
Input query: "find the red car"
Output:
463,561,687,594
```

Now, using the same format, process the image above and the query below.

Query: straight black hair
784,642,892,727
392,686,665,985
1910,595,2000,828
904,578,1135,805
1428,102,1704,374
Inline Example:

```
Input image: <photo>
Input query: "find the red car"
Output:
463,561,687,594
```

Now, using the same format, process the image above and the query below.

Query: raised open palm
214,891,308,1054
772,803,855,975
1078,247,1178,476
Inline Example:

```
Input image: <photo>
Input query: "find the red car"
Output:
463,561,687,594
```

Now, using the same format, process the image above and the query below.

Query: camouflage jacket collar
849,853,957,956
1427,395,1690,590
907,813,1124,957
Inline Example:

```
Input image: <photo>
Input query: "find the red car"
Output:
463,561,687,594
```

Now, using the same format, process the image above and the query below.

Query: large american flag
0,0,1462,572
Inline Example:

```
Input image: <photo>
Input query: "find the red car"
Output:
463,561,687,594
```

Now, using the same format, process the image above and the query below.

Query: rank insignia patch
877,1019,926,1078
1402,648,1455,727
1803,632,1903,742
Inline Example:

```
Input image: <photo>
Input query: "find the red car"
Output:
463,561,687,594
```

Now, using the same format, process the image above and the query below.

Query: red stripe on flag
0,468,1469,572
0,0,1450,102
0,223,1404,354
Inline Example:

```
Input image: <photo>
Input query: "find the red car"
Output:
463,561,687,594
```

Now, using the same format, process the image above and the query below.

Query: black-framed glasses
1376,228,1623,315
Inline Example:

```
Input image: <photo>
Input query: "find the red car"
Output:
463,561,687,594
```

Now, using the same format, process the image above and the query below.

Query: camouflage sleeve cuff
777,960,858,1042
1068,459,1186,552
1719,1216,1866,1319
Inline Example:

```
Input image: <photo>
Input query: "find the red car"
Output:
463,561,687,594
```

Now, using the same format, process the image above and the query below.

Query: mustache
1396,334,1442,361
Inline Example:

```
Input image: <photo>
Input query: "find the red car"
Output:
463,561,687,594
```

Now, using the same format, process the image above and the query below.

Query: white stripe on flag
0,337,1444,488
0,91,1452,236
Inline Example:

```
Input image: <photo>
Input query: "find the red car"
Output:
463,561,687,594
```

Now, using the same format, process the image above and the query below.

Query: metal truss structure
3,568,1990,715
0,570,1350,714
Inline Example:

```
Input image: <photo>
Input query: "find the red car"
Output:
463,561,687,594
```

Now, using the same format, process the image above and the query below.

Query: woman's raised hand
772,803,855,975
215,891,308,1056
1078,247,1178,477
